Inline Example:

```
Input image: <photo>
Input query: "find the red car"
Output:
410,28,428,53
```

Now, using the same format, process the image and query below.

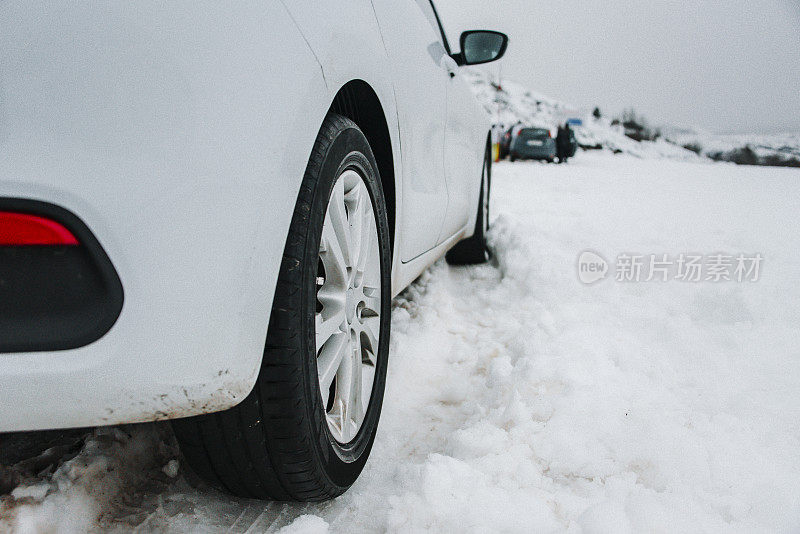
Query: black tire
172,113,392,501
509,153,517,162
445,141,492,265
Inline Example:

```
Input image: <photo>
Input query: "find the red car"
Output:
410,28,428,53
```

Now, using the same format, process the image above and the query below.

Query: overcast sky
436,1,800,134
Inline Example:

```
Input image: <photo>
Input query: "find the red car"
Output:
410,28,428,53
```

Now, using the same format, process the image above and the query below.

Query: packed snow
2,152,800,533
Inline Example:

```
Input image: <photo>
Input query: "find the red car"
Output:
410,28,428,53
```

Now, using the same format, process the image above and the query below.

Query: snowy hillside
463,69,800,168
664,128,800,167
463,69,701,161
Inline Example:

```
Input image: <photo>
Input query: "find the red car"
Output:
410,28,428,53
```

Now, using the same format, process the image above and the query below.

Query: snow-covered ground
3,153,800,533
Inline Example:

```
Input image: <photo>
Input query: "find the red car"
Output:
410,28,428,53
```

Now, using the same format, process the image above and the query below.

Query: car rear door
371,0,449,262
440,72,486,241
436,5,489,241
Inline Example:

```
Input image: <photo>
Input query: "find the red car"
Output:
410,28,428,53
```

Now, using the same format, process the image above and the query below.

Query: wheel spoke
359,346,376,427
360,316,380,355
347,185,366,274
321,211,349,284
327,180,353,272
361,287,380,317
356,206,374,279
357,324,376,430
317,333,348,405
348,335,364,427
315,309,345,351
362,348,377,370
335,345,355,437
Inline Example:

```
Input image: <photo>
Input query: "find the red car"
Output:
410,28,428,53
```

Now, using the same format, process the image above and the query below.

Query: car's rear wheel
446,141,492,265
172,113,391,501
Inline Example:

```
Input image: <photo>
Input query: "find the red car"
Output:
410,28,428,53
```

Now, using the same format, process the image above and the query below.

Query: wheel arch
328,80,396,256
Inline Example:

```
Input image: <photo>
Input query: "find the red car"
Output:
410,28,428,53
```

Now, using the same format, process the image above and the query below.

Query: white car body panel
370,0,451,262
441,72,488,241
0,1,490,431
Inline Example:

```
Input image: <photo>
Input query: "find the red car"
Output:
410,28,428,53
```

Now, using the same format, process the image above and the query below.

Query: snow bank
1,425,179,533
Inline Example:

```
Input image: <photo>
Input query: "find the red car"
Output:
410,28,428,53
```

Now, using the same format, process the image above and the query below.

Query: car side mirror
454,30,508,66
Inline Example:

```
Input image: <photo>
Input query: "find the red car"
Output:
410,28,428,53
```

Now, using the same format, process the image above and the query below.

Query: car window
520,128,550,138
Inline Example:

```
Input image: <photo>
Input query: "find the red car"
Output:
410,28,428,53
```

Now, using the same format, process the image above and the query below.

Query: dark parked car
510,128,556,162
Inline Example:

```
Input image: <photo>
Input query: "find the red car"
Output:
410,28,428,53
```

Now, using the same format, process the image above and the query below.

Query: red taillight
0,212,79,245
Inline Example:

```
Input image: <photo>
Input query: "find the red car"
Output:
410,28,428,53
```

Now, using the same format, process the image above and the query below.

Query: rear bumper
511,141,556,159
0,166,274,432
0,1,329,432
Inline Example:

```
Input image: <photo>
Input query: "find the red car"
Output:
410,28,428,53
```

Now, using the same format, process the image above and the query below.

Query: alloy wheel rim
315,169,381,444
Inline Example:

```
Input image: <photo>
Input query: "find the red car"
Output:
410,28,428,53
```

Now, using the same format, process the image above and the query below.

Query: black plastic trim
427,1,453,55
0,198,124,353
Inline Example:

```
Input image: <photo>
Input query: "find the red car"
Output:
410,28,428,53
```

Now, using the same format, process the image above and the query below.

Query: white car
0,1,507,500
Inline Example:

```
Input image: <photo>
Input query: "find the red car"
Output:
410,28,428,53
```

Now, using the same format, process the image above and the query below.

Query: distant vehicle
509,127,556,162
